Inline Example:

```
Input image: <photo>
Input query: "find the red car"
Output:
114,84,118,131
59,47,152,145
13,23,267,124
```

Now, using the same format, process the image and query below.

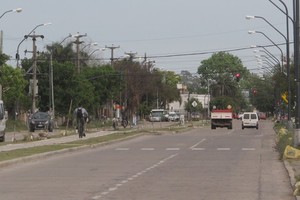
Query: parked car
168,112,180,121
191,112,201,120
28,112,54,132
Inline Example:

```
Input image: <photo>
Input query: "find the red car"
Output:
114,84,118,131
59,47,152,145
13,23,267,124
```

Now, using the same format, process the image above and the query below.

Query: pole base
294,128,300,147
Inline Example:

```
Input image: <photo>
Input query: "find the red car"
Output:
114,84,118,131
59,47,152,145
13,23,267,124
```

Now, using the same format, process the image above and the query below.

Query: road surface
0,120,295,200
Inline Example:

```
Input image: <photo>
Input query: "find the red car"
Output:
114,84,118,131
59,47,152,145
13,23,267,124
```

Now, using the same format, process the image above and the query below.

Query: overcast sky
0,0,294,74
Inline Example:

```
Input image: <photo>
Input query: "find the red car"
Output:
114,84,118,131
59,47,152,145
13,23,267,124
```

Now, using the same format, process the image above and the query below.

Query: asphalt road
0,120,295,200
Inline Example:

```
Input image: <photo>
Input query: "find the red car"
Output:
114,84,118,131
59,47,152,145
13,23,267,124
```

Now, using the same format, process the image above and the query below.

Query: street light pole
16,23,51,68
105,44,120,66
251,45,281,66
248,30,284,68
294,0,300,145
253,49,281,66
247,14,291,121
72,32,87,74
0,8,22,19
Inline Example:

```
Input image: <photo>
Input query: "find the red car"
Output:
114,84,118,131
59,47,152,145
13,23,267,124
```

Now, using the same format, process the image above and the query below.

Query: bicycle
77,117,85,138
112,117,128,130
121,118,128,128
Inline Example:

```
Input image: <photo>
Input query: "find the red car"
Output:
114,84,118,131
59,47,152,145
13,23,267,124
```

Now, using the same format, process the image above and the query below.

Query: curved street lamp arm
260,46,281,66
255,31,284,62
16,23,52,66
0,10,12,19
0,8,22,19
254,16,287,42
268,0,294,24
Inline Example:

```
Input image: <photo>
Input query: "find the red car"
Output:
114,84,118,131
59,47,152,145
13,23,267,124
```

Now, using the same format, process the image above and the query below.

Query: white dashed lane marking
217,148,231,151
242,148,256,151
141,148,155,151
166,148,180,151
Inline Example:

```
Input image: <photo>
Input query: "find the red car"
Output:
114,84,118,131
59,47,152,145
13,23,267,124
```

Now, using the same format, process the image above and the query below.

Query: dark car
28,112,53,132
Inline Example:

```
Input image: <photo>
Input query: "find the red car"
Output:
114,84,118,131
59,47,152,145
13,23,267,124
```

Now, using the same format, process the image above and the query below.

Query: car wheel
242,125,244,130
29,126,35,132
0,136,4,142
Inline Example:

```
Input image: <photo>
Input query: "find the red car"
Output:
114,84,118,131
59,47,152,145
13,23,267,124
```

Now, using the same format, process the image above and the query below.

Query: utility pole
295,1,300,146
25,32,44,113
73,32,87,73
105,44,120,66
125,51,137,61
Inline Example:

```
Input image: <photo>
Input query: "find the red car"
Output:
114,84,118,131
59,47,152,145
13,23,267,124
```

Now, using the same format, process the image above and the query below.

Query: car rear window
251,114,257,119
243,114,249,119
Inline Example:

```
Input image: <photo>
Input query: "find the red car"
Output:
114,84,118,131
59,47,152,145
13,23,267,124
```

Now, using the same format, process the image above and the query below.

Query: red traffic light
235,73,241,82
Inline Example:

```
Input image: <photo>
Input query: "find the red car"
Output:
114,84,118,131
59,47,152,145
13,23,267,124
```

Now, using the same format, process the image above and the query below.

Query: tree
184,97,203,113
197,52,248,111
180,70,206,94
0,65,27,117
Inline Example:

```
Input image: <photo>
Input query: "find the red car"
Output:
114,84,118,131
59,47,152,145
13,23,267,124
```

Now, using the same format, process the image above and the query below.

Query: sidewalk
0,129,114,152
0,121,176,152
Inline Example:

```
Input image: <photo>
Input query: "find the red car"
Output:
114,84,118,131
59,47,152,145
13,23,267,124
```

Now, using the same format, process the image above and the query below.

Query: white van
242,112,259,129
0,100,7,142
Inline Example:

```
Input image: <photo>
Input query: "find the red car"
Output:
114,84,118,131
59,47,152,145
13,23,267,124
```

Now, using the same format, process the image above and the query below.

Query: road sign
192,101,198,107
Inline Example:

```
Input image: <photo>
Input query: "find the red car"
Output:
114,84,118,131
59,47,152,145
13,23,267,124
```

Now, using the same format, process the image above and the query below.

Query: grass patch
0,130,142,162
0,120,202,162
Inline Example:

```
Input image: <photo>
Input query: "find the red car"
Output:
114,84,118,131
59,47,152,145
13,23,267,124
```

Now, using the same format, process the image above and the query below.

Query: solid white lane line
92,154,178,199
190,138,206,149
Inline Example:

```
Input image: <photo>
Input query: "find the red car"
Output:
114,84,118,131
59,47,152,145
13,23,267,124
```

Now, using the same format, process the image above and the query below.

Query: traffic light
235,73,241,82
253,88,257,96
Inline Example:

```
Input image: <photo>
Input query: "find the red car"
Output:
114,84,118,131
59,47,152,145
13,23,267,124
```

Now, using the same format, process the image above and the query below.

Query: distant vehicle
238,112,243,120
168,112,180,121
191,112,201,120
28,112,54,132
210,109,233,129
242,112,259,129
149,109,168,122
0,100,8,142
258,112,267,120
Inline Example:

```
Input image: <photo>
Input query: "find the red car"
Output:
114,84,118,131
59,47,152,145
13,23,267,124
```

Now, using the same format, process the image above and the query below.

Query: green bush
274,122,293,159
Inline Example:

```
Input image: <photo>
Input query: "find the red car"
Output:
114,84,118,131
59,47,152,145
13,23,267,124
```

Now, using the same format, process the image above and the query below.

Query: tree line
1,42,181,122
0,42,286,122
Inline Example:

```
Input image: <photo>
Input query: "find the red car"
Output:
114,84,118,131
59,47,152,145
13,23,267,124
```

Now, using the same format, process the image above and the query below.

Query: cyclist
74,105,89,138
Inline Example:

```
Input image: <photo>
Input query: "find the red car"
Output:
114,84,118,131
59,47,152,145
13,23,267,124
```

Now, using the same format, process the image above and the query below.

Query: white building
168,93,210,115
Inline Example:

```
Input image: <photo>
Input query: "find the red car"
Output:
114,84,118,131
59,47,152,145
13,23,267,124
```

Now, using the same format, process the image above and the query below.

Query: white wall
168,93,210,114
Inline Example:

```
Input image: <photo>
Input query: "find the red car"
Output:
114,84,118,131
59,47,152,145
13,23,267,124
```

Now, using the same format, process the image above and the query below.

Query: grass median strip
0,122,204,163
0,131,140,162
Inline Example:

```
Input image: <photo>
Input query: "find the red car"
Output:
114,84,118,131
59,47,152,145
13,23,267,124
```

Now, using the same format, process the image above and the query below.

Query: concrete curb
284,160,299,200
